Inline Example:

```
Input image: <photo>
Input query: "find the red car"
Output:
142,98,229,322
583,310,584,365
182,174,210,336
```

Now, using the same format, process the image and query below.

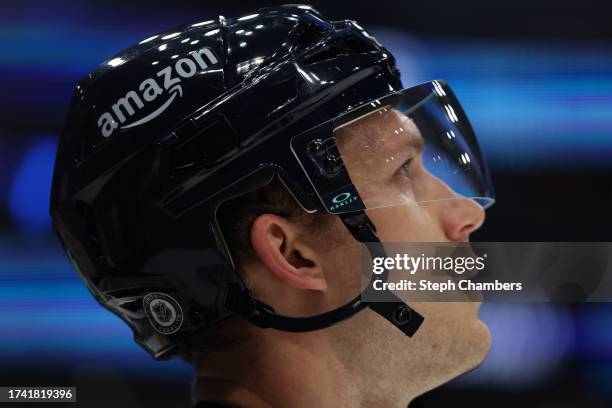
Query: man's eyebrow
404,132,424,152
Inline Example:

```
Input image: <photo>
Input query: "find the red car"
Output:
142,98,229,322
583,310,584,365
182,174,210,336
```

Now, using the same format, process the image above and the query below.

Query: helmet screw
324,155,342,175
392,305,413,326
307,139,325,155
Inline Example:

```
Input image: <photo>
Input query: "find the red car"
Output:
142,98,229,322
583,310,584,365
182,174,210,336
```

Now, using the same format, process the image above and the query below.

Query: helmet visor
291,80,495,213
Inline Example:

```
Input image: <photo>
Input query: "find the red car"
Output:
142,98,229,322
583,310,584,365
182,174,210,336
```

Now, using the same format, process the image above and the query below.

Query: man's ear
250,214,327,291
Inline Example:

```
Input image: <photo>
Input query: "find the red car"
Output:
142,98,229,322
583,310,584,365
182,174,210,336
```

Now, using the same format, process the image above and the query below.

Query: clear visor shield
291,80,495,213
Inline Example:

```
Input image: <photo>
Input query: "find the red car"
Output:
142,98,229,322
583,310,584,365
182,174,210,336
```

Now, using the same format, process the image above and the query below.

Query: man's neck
193,330,363,408
194,330,416,408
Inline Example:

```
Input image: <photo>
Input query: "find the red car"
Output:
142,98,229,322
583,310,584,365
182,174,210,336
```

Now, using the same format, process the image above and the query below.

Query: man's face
322,107,491,397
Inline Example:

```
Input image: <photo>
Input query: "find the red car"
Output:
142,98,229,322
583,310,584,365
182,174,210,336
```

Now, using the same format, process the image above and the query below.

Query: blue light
451,303,575,388
8,136,58,234
0,148,8,206
576,304,612,360
0,254,193,379
372,29,612,170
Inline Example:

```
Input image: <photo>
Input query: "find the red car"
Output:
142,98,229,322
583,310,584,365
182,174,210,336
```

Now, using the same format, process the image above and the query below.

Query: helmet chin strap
225,210,424,337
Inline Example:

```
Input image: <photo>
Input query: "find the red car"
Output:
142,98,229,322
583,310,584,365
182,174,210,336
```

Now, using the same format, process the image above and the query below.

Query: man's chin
470,316,493,370
436,317,492,390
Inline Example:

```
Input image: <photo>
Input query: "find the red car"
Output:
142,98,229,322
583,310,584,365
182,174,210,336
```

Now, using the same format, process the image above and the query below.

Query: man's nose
440,196,486,242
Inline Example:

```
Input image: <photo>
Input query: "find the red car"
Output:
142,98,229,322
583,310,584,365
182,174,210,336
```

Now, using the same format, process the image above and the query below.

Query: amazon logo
97,47,219,138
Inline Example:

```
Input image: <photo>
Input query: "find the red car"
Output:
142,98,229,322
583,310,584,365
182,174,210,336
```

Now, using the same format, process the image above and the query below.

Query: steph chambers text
372,279,523,293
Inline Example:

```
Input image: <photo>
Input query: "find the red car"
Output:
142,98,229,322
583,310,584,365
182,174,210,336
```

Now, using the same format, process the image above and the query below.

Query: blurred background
1,0,611,406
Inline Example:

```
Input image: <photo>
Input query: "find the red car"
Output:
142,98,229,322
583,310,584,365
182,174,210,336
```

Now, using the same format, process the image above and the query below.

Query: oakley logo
332,192,352,204
328,191,359,212
97,47,219,138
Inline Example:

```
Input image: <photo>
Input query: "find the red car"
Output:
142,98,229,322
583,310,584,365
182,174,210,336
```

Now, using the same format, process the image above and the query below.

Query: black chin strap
225,211,424,336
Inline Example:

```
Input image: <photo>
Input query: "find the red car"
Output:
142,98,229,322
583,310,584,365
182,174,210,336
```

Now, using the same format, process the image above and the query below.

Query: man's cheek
370,207,419,241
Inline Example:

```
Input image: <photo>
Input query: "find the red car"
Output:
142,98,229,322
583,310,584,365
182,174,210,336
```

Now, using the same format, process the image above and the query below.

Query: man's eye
399,159,413,177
